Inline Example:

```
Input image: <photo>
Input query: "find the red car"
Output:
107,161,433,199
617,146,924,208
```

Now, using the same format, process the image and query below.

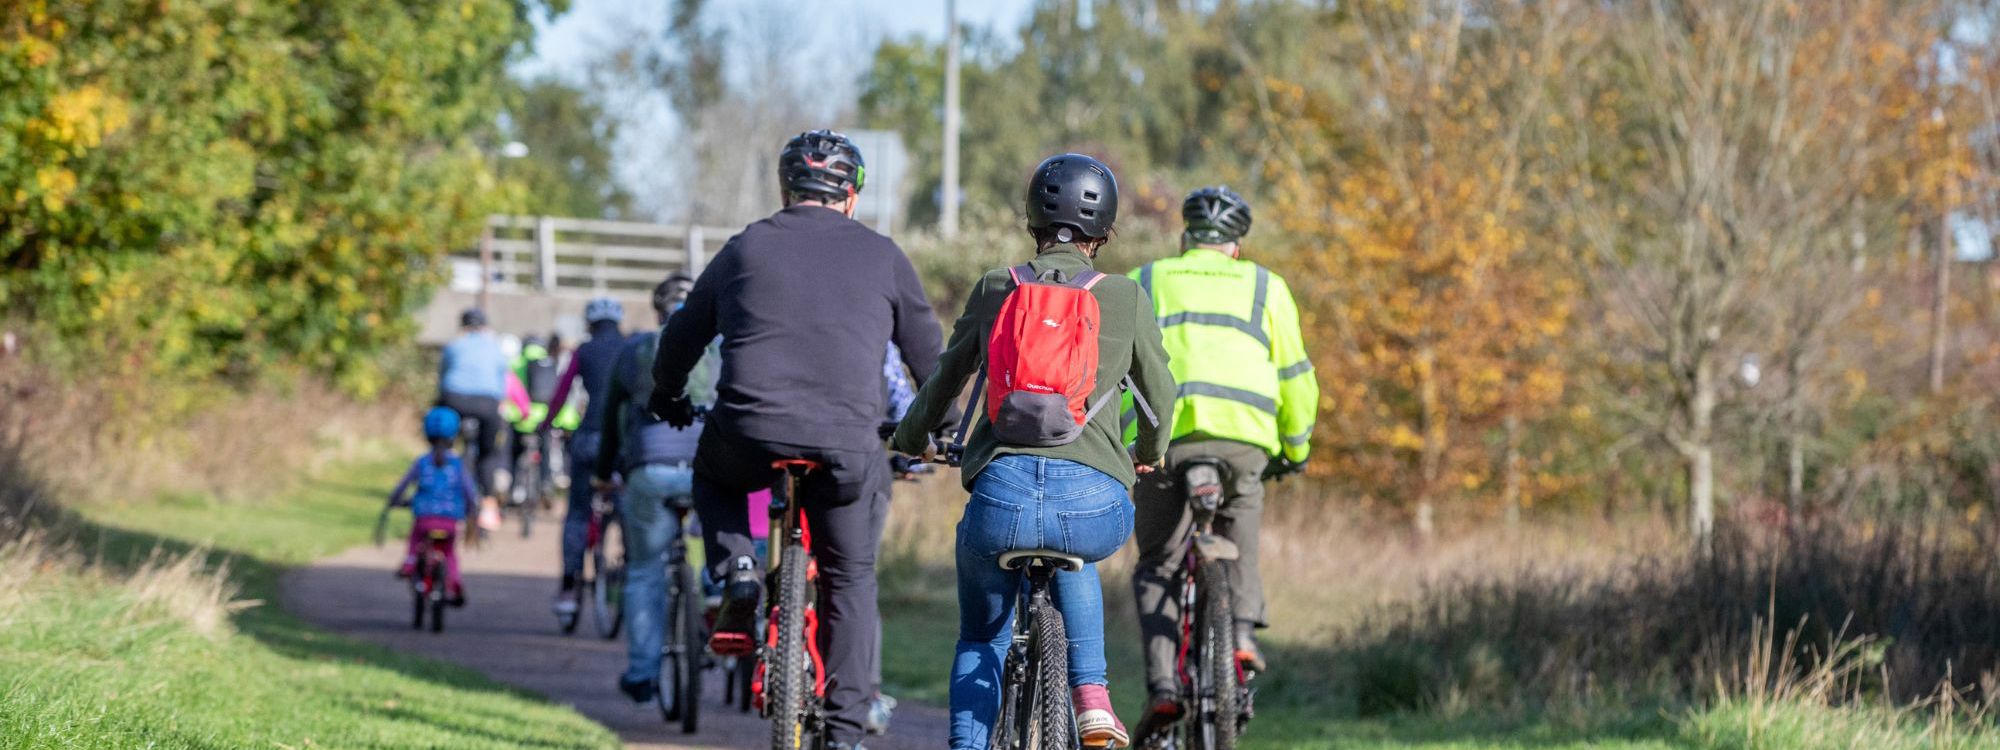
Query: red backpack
954,264,1157,448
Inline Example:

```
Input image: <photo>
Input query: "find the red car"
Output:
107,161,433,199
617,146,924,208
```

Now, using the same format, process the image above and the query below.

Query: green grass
0,457,620,750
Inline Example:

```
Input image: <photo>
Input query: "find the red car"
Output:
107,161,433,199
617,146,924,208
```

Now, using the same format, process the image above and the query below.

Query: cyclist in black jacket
648,130,944,750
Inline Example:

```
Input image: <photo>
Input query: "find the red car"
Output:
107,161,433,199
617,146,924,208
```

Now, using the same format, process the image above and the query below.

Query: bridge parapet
417,215,733,344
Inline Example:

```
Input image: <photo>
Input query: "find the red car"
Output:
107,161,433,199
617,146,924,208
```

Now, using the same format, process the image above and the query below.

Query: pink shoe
1074,684,1129,748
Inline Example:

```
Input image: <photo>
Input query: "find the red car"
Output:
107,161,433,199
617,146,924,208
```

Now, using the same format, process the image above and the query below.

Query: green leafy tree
0,0,563,394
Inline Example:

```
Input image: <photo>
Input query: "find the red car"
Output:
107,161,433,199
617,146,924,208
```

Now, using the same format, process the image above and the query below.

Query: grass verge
875,475,2000,750
1,456,619,750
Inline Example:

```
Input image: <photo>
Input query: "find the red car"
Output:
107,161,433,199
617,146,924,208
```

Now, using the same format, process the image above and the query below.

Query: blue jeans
620,462,695,684
563,430,605,581
950,455,1133,750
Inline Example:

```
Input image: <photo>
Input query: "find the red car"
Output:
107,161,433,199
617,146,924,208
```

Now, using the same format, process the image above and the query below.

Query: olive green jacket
892,247,1177,489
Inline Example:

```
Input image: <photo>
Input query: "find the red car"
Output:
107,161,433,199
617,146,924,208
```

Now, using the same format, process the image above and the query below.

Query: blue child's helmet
423,406,461,441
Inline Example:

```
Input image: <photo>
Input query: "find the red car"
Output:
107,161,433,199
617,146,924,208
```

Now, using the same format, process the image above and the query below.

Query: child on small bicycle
388,406,481,606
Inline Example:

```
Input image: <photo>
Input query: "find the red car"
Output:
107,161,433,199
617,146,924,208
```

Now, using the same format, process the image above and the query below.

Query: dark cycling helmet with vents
778,129,866,200
1025,153,1119,243
1181,185,1253,245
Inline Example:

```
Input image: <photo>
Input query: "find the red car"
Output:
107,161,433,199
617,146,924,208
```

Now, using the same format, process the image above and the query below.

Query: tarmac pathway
284,509,948,749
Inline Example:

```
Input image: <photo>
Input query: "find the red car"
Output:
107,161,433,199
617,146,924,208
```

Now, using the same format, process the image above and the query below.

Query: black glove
879,421,901,441
1262,457,1306,482
649,392,697,429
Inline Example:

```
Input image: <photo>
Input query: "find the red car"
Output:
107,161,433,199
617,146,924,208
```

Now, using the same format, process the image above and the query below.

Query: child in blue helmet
388,406,481,605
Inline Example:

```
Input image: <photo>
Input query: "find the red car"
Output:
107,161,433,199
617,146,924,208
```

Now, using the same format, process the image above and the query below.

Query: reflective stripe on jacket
1129,248,1317,462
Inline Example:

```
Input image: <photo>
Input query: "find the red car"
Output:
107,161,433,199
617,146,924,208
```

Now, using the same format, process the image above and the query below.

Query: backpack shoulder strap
1007,264,1036,286
1072,269,1106,290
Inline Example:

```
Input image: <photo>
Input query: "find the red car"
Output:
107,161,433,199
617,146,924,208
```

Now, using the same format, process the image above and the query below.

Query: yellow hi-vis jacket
1127,248,1317,462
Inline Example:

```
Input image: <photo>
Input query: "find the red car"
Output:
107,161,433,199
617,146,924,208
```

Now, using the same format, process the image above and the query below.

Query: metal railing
455,216,733,301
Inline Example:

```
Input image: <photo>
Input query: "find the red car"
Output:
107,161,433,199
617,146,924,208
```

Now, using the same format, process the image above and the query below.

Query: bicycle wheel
768,535,813,750
1190,563,1240,750
1028,600,1074,750
428,557,448,634
593,520,626,639
411,578,427,630
676,558,705,733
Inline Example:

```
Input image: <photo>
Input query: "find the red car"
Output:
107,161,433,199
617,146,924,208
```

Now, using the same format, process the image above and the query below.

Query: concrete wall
416,289,663,346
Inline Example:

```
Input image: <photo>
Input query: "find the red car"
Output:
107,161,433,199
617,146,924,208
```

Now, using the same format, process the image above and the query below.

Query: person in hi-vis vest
1126,185,1318,737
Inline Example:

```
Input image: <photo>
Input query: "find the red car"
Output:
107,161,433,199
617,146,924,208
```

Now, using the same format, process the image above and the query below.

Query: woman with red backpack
892,153,1178,750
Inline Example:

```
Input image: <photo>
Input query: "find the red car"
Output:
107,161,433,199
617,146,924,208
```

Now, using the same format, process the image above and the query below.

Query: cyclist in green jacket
1128,186,1318,736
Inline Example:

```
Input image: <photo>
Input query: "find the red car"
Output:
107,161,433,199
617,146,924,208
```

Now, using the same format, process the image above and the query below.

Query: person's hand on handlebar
648,392,697,428
1262,456,1306,482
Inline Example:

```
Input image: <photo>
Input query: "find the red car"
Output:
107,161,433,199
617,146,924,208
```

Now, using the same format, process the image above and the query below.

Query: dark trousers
692,426,891,746
439,392,503,497
1131,439,1269,695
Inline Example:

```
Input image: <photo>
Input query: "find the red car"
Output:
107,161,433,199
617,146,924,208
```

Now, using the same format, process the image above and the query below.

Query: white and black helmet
584,297,624,325
1182,186,1252,245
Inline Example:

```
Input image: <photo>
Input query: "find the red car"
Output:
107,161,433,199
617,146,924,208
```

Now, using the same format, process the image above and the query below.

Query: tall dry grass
1338,519,2000,716
0,357,410,519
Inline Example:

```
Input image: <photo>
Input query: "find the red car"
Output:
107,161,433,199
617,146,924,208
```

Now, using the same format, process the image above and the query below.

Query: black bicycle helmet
460,307,488,328
1025,153,1119,242
778,130,866,200
1182,185,1253,244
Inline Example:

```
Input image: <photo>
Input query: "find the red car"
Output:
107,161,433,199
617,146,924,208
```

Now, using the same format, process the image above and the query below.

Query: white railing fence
452,216,732,298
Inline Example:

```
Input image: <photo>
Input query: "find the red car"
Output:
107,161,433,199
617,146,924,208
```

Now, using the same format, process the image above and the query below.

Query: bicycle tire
1029,599,1074,750
594,521,625,639
1190,563,1239,750
428,556,448,634
769,534,813,750
677,557,705,734
733,656,755,713
411,580,426,630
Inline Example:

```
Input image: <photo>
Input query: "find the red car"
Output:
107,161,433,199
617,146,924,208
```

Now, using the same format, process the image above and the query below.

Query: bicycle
1146,458,1254,750
989,549,1083,750
411,528,453,633
560,490,626,637
747,459,828,750
508,429,546,539
655,494,705,734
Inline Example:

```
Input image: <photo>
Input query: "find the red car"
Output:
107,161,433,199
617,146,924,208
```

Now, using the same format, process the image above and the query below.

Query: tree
1267,0,1581,540
1557,0,1937,553
0,0,560,394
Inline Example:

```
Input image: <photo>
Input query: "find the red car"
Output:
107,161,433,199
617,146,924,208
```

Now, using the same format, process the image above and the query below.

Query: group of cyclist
406,128,1315,750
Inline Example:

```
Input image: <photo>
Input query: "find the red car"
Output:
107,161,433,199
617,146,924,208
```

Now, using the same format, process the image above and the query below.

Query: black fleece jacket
652,205,943,449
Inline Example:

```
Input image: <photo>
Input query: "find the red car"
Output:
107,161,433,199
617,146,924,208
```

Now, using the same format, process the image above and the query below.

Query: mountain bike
750,459,827,750
656,493,705,734
990,549,1081,750
1150,458,1254,750
561,490,626,637
411,528,453,633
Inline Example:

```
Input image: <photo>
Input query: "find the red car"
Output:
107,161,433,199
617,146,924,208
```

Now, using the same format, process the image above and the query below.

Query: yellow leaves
1388,424,1426,451
32,167,75,211
40,85,132,150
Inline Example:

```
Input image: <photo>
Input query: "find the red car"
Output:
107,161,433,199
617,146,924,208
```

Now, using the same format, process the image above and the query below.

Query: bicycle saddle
426,529,452,540
998,549,1086,573
770,459,822,477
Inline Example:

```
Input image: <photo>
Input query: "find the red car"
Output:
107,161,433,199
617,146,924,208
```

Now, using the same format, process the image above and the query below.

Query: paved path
283,509,949,750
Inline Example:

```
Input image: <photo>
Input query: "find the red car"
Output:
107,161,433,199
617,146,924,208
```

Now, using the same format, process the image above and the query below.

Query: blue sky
519,0,1034,82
